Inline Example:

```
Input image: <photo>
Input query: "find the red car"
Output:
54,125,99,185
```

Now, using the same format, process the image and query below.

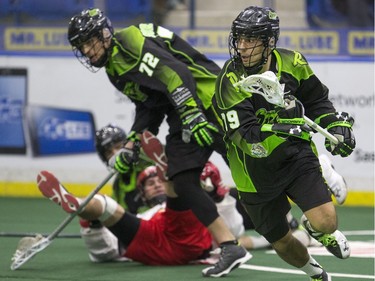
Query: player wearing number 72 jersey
67,8,250,277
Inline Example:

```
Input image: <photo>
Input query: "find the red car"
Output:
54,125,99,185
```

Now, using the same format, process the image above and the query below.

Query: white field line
240,264,375,279
342,230,375,236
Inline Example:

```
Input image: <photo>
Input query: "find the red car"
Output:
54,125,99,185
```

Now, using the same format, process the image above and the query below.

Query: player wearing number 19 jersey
213,5,355,281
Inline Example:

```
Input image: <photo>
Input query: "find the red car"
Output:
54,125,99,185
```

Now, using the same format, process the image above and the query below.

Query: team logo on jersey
293,51,308,66
251,143,268,158
256,108,278,125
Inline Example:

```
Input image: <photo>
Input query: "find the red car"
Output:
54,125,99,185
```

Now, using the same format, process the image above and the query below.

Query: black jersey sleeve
131,101,165,135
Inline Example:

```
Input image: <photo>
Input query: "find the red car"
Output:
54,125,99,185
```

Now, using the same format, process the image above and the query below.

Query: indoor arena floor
0,197,374,281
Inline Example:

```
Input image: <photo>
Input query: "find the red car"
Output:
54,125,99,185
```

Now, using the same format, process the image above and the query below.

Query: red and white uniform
126,204,212,265
81,203,212,265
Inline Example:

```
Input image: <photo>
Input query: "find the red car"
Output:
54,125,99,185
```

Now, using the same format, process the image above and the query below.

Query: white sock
300,256,324,277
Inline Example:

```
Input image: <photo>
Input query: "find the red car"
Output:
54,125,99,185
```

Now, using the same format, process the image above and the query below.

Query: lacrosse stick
234,71,339,145
10,170,116,270
1,232,80,238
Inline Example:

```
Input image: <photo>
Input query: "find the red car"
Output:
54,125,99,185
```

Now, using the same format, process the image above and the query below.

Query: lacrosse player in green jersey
67,8,251,277
213,6,356,281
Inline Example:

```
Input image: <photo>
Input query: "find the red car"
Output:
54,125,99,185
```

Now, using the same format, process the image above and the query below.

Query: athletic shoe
311,270,331,281
140,131,168,181
301,215,350,259
319,154,348,204
201,244,252,277
37,170,80,213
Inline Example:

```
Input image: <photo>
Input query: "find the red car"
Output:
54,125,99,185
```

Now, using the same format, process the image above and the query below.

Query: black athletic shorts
165,106,227,178
238,168,332,243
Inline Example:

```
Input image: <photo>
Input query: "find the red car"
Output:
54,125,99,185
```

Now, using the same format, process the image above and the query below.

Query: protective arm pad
315,112,354,130
261,123,311,141
171,87,198,109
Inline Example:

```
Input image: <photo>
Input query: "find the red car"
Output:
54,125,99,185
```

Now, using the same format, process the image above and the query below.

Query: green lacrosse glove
109,141,141,174
126,131,141,143
180,107,219,147
276,95,305,125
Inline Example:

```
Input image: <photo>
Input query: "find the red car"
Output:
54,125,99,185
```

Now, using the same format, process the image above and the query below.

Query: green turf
0,197,374,281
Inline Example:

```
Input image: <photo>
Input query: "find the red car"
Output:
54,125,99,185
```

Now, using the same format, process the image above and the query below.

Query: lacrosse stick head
10,234,51,270
234,71,286,107
229,6,280,74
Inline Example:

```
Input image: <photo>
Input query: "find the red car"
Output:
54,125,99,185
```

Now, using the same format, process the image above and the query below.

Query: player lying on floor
37,168,235,266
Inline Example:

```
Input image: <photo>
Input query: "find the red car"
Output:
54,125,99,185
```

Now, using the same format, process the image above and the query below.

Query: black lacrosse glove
180,107,219,147
277,95,305,125
325,126,356,157
318,112,355,157
110,141,141,174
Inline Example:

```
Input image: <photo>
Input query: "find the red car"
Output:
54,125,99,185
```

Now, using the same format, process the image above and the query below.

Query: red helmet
136,166,158,192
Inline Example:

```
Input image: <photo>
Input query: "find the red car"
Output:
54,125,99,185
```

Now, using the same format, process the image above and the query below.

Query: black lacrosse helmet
229,6,280,74
67,8,114,71
95,124,127,164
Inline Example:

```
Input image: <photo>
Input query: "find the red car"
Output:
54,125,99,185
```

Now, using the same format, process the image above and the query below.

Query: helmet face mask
229,6,280,75
95,124,127,164
68,8,113,72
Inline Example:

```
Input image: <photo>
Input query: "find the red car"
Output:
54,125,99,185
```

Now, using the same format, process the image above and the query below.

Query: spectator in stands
306,0,374,28
331,0,374,27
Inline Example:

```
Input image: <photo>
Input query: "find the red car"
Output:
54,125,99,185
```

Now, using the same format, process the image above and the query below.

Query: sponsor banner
0,27,373,60
3,27,70,51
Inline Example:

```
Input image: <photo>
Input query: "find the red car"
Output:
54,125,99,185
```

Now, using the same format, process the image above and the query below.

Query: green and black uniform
112,160,150,214
106,23,225,178
104,23,226,226
214,48,333,241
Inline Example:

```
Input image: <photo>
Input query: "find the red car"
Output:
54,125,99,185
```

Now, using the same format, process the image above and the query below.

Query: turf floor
0,197,374,281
